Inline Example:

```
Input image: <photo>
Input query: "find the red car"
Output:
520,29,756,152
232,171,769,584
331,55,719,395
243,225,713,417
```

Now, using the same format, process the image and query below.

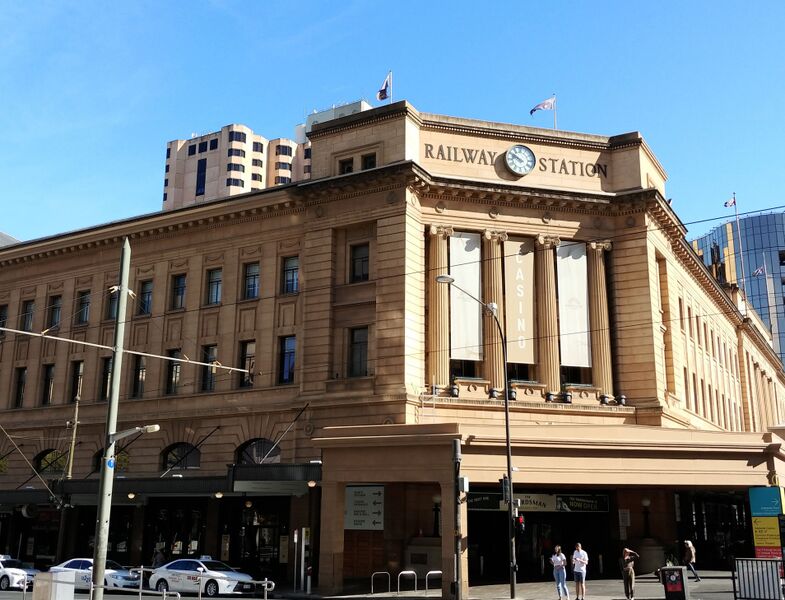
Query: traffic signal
514,514,525,534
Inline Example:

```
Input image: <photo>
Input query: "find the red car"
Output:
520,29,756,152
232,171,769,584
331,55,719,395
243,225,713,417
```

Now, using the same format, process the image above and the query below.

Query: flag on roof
724,196,736,207
376,72,392,101
530,96,556,115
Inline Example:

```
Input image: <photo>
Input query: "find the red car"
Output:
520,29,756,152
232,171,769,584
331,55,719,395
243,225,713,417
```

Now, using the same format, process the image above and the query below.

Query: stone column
317,482,346,593
427,225,453,391
483,229,508,393
535,234,561,395
588,241,614,398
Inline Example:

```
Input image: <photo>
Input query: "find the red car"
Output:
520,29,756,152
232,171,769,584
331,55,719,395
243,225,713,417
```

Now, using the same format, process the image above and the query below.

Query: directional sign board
345,485,384,530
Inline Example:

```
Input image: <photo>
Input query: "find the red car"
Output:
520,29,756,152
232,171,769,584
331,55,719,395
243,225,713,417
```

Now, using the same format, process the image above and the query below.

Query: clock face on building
505,144,536,176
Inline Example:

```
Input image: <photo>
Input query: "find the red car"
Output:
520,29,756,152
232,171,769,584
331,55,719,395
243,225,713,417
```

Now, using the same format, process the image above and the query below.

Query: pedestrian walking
572,542,589,600
683,540,701,582
551,545,570,600
152,548,166,568
621,547,640,600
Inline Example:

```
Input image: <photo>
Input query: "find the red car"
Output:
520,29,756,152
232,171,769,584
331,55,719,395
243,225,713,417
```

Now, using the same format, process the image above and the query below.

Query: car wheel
0,576,10,591
205,579,219,597
156,579,169,593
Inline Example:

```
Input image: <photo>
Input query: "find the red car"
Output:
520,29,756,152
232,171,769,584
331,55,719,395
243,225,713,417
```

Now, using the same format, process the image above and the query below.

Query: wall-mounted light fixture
509,389,517,401
127,492,136,500
490,388,500,399
562,391,573,404
618,394,627,406
450,383,460,398
599,394,610,405
307,480,317,488
214,492,223,499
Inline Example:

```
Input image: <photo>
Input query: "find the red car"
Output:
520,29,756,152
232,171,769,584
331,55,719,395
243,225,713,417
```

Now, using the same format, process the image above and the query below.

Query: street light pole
435,275,516,598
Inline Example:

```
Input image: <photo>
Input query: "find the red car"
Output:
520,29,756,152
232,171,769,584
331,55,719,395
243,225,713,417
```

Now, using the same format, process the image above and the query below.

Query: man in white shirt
572,542,589,600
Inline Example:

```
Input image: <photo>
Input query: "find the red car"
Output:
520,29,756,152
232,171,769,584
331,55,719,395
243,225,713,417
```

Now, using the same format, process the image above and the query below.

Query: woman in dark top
621,548,640,600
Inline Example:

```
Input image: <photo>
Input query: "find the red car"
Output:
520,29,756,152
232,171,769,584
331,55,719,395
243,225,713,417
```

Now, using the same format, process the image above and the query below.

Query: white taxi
49,558,140,589
149,557,255,597
0,555,39,590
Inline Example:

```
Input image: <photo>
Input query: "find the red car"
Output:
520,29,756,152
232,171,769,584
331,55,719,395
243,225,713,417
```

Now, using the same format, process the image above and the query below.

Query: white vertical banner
557,242,591,367
449,232,483,361
504,239,536,364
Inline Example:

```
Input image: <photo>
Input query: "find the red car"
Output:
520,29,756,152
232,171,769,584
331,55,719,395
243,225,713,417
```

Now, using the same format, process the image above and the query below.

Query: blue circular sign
107,458,115,469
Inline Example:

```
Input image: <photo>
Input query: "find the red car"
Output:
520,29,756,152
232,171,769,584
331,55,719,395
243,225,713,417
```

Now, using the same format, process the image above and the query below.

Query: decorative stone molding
428,224,454,238
482,229,508,242
589,240,612,252
535,234,560,249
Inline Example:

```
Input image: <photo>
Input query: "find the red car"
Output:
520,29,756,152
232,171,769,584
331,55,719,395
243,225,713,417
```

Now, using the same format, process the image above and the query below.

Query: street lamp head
142,424,161,434
435,274,455,284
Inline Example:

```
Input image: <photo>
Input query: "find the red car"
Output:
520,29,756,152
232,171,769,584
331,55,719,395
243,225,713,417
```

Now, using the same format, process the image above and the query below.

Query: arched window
162,443,201,470
34,449,65,475
92,449,129,473
235,438,280,465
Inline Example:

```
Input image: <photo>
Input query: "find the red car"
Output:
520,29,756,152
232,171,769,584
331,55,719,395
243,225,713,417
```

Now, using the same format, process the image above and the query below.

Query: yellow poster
752,516,781,547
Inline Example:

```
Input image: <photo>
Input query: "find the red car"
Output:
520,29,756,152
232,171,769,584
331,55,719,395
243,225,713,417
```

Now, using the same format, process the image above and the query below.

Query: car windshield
200,561,234,572
1,560,24,568
105,561,125,571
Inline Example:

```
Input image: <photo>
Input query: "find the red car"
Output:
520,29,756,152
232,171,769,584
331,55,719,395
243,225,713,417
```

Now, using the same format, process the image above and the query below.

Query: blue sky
1,1,783,242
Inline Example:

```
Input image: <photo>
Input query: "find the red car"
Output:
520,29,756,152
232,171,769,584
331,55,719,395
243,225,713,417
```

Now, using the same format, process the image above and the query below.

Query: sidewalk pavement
275,571,735,600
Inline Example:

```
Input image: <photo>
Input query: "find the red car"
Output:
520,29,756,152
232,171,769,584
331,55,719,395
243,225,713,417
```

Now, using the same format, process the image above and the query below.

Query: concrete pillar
483,230,508,392
535,234,561,395
588,241,613,397
317,482,346,593
440,479,468,600
427,225,453,391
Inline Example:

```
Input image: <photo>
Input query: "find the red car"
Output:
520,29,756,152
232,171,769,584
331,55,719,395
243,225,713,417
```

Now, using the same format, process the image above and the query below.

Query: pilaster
588,241,613,398
535,234,561,395
482,229,507,392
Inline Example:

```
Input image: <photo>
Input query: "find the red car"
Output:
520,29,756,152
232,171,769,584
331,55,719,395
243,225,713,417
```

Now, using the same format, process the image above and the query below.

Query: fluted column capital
429,224,454,238
535,234,561,249
589,240,612,252
483,229,508,242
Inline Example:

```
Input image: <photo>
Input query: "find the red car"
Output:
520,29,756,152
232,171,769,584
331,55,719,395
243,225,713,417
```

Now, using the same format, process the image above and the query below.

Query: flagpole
553,93,557,129
390,70,393,104
732,192,747,307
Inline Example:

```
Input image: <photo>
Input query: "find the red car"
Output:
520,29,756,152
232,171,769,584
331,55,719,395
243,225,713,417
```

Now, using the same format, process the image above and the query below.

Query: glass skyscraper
691,212,785,365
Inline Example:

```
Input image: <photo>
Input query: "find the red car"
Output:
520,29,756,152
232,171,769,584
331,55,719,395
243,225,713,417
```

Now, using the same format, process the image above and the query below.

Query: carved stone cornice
535,234,561,249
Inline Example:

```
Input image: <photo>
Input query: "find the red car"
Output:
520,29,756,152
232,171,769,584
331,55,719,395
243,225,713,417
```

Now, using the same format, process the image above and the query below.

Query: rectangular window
226,178,245,187
70,360,84,402
209,138,218,150
75,291,90,325
339,158,354,174
229,131,247,143
349,327,368,377
171,274,186,310
304,165,312,174
239,341,256,388
198,141,208,153
106,289,118,320
166,147,171,159
361,153,377,170
164,178,168,187
47,295,62,329
252,159,263,167
228,148,245,157
304,147,312,159
227,163,245,172
274,176,291,184
196,158,207,197
20,299,35,331
165,164,170,173
100,357,113,401
282,256,299,294
275,162,292,170
163,192,167,202
251,173,263,182
188,144,196,156
166,349,181,395
131,355,146,398
201,345,217,392
350,244,370,282
243,263,260,300
41,364,55,406
278,336,296,384
253,141,264,153
0,304,7,337
138,280,153,315
14,367,26,408
206,269,222,304
276,145,293,156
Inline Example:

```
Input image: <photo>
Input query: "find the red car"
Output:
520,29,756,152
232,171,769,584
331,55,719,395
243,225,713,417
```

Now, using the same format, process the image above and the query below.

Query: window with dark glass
226,178,245,187
75,291,90,325
166,349,181,395
198,141,207,153
274,176,291,184
171,274,186,310
19,299,35,331
350,244,370,282
239,341,256,388
188,144,196,156
34,449,65,475
282,256,299,294
0,304,7,337
278,336,295,384
163,192,167,202
165,164,170,173
131,355,146,398
243,263,260,299
100,357,113,400
253,142,264,153
227,163,245,172
162,442,201,470
236,438,280,464
339,158,354,174
252,159,263,167
70,360,84,402
348,327,368,377
164,178,168,187
304,147,312,159
275,161,292,170
166,147,171,159
138,280,153,315
47,295,62,329
252,173,263,182
195,158,207,196
276,145,293,156
14,368,26,408
41,364,55,406
206,268,222,304
229,131,247,143
304,165,311,174
361,153,377,170
209,138,218,150
201,345,217,392
228,148,245,158
106,289,118,320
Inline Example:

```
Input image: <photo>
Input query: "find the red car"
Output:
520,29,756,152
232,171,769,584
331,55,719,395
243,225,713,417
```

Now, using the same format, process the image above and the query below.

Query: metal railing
425,570,442,595
398,570,417,593
371,571,391,594
733,557,785,600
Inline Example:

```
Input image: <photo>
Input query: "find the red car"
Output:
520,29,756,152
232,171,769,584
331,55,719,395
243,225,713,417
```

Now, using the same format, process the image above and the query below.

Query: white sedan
0,556,39,590
150,558,255,597
49,558,140,589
